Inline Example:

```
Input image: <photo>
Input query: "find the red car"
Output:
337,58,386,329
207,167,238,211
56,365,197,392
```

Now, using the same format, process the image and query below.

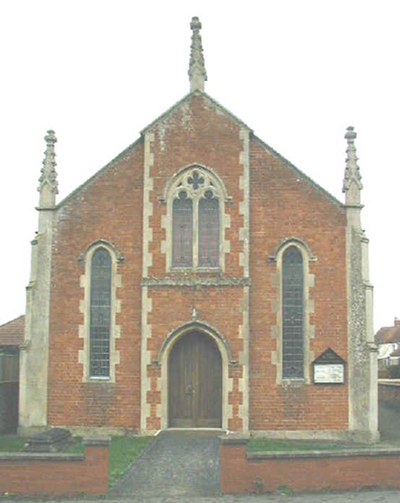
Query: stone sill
379,379,400,387
142,276,251,287
220,434,249,445
0,452,84,462
83,436,111,446
247,447,400,460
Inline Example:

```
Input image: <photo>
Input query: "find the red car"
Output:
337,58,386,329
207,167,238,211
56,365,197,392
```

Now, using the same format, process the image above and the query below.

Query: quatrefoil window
188,171,204,191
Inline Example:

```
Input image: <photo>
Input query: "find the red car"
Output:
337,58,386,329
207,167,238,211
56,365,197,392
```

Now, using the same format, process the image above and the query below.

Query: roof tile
375,325,400,344
0,315,25,346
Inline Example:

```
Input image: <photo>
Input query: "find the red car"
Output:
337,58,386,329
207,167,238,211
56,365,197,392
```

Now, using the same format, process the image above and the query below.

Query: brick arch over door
159,323,231,430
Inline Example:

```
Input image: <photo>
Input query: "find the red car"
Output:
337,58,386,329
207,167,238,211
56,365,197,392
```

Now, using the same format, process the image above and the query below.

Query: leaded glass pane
282,246,304,379
90,248,111,377
172,191,193,267
198,191,219,267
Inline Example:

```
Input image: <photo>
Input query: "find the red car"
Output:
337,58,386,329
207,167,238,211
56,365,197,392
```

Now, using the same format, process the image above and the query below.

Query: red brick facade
250,137,348,431
41,92,350,434
47,141,144,428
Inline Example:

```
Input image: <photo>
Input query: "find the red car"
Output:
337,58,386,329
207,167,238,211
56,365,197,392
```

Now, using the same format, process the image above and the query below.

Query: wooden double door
168,332,222,428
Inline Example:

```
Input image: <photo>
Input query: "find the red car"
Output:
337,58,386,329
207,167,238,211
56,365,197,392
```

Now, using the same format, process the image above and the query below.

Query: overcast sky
0,0,398,331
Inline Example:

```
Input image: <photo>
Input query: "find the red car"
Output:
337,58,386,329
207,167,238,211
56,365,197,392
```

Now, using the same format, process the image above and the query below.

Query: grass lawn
247,438,371,452
0,435,26,452
0,434,152,487
108,436,152,486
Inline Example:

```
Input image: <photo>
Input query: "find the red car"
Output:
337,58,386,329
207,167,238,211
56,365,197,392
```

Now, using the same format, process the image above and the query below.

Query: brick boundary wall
379,380,400,407
220,436,400,494
0,437,109,496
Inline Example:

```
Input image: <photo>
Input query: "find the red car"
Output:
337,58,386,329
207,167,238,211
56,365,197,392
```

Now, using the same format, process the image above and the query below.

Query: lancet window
282,246,304,379
78,240,121,383
271,238,315,384
89,248,112,377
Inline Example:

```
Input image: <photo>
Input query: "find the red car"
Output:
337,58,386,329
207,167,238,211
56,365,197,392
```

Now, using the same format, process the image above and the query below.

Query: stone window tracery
166,166,226,271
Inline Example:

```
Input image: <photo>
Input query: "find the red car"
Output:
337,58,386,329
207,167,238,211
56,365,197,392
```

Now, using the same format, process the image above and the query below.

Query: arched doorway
168,331,222,427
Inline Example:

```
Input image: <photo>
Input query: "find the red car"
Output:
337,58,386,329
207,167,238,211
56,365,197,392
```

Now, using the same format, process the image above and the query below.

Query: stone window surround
160,164,232,273
78,239,122,383
270,238,316,385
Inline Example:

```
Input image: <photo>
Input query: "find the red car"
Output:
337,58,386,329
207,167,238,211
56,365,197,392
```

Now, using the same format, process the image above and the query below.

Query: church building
19,17,378,441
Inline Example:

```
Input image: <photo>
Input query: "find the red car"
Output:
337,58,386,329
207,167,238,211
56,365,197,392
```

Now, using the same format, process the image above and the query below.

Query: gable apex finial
38,129,58,208
190,16,202,31
188,16,207,92
343,126,363,206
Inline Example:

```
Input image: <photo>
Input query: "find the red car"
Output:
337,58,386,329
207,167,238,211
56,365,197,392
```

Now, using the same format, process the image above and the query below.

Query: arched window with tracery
89,247,112,377
167,166,225,270
282,246,304,379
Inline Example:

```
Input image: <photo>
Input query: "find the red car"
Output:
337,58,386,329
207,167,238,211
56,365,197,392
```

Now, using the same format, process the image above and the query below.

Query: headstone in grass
24,428,72,452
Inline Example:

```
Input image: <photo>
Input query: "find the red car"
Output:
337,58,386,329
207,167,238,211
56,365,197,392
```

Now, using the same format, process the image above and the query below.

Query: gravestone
24,428,72,452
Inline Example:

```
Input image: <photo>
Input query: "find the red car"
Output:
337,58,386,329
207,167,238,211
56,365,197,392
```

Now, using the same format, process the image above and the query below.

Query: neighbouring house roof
375,322,400,345
0,315,24,347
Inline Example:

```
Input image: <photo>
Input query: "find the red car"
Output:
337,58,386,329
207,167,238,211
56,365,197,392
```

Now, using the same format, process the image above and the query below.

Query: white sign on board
314,364,344,384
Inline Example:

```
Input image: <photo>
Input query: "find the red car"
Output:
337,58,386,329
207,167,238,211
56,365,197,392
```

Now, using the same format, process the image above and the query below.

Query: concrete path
10,489,400,503
19,490,400,503
109,430,221,497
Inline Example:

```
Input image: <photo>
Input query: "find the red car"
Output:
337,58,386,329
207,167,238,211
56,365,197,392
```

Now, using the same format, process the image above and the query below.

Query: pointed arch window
167,167,224,270
282,246,304,379
89,248,112,377
79,240,122,383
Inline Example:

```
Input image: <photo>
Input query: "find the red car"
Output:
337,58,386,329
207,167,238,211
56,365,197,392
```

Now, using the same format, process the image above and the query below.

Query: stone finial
38,130,58,208
188,16,207,92
342,126,363,206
